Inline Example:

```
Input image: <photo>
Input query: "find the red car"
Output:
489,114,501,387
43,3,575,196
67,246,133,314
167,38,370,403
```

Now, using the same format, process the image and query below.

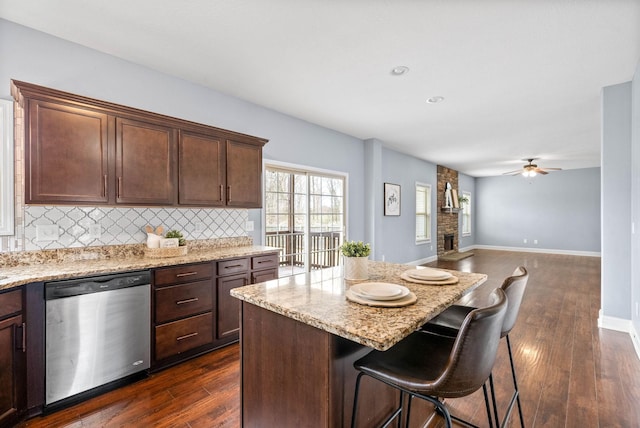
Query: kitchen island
231,261,487,428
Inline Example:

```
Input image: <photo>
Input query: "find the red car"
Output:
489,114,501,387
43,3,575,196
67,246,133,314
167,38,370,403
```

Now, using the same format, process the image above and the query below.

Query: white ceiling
1,0,639,176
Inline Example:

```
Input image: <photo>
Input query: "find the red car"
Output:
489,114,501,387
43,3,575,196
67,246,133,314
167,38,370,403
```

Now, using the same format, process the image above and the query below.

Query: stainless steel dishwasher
45,270,151,407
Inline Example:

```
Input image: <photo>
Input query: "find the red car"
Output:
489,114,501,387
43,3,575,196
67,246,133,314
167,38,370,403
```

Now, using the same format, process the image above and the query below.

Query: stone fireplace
437,165,459,257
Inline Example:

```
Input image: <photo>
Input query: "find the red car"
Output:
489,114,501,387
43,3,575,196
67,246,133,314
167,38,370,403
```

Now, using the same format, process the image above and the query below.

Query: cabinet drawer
0,289,22,319
218,258,250,276
252,253,279,271
252,269,278,284
154,262,213,287
155,312,213,360
155,280,213,323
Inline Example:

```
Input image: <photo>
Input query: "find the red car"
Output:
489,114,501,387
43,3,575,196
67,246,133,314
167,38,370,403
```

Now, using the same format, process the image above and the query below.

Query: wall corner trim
631,324,640,361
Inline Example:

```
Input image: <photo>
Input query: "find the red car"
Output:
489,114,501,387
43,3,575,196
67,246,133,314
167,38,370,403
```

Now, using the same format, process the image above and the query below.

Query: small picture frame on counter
160,238,179,248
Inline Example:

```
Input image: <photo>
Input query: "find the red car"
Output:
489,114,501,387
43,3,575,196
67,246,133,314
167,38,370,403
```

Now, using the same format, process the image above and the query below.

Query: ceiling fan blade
542,167,562,171
536,169,549,175
502,170,523,175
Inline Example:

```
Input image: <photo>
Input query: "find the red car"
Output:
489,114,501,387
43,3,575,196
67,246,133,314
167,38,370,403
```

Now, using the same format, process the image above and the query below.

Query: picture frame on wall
384,183,401,216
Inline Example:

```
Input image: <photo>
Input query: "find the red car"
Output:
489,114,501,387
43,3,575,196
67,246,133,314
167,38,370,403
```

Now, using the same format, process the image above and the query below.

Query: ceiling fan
503,158,562,177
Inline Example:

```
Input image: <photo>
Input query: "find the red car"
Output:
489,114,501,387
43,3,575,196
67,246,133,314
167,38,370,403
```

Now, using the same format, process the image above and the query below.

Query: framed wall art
384,183,401,216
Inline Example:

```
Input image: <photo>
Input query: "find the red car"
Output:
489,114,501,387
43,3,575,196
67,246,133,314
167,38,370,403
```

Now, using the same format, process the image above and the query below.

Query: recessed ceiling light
391,66,409,76
426,96,444,104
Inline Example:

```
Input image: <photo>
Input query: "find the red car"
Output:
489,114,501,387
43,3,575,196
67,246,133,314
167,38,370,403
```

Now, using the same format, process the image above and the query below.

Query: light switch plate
36,224,59,242
246,221,254,232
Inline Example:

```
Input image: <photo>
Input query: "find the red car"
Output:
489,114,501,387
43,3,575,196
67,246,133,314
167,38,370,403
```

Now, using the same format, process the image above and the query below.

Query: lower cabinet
152,252,279,369
0,289,26,428
152,262,215,369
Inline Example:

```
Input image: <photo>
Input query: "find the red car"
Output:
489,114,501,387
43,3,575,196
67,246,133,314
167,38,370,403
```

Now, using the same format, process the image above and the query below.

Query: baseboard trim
471,245,600,257
631,324,640,361
407,255,438,266
598,309,631,332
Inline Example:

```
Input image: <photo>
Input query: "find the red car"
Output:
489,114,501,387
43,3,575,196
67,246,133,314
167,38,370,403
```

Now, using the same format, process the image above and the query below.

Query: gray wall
0,19,367,245
475,168,601,253
375,146,438,264
631,63,640,334
601,82,632,320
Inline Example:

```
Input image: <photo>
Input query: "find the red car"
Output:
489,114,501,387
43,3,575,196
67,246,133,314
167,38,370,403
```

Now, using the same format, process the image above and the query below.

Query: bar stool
351,288,507,428
422,266,529,428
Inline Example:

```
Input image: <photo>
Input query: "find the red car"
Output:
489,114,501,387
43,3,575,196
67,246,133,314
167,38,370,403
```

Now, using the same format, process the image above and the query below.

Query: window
264,164,346,277
461,191,472,236
415,183,431,243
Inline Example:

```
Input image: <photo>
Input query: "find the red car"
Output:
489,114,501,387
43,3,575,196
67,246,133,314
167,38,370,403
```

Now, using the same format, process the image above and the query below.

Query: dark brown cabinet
178,131,225,206
24,99,109,204
152,262,215,367
0,289,26,428
115,117,176,205
215,273,248,342
12,80,268,207
226,138,263,208
251,253,279,283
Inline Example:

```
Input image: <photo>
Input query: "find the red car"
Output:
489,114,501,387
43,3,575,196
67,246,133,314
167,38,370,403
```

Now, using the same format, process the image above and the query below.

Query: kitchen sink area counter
0,239,280,291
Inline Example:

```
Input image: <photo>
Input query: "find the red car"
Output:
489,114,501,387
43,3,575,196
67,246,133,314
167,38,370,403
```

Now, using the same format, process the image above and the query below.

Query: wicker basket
144,246,188,258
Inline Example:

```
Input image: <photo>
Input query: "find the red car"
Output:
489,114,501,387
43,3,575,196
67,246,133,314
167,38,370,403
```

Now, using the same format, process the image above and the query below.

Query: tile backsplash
22,205,249,251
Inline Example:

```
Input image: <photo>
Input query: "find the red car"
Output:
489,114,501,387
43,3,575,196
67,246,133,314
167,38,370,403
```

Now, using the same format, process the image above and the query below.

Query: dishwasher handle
45,271,150,300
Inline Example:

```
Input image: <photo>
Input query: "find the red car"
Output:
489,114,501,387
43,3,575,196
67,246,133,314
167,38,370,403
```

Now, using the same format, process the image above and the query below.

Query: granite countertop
0,244,280,291
230,260,487,351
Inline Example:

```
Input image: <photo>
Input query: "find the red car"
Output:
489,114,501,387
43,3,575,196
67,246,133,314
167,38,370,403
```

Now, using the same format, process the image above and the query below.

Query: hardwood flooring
18,250,640,427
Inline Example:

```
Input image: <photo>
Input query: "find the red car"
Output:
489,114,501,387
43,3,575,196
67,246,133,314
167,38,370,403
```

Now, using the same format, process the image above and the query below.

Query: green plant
340,240,371,257
165,229,186,246
458,195,470,205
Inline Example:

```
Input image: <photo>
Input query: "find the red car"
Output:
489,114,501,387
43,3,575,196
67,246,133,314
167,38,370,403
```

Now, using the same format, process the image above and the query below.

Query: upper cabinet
115,117,177,205
26,99,109,204
178,131,224,206
11,80,268,208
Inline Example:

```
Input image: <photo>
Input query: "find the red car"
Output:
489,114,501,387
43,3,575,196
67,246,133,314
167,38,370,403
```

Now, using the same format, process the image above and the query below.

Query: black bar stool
422,266,529,428
351,288,508,428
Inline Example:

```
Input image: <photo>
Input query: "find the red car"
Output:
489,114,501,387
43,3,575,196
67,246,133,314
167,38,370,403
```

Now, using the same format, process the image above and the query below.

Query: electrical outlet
382,255,385,261
88,223,101,239
534,239,538,245
36,224,59,242
523,238,527,244
246,221,254,232
194,222,204,233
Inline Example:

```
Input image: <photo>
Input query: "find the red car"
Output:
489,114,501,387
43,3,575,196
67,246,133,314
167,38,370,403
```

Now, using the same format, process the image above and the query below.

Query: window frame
461,190,472,236
415,182,431,244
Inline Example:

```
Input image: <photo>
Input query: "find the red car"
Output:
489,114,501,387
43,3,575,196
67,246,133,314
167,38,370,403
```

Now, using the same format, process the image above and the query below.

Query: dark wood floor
19,250,640,427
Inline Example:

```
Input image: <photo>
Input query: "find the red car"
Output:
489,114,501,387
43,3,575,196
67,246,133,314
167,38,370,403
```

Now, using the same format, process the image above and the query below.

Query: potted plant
340,240,371,280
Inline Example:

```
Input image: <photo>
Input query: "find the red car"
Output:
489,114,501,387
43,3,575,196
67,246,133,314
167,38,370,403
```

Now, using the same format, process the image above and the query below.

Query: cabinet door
0,315,25,427
216,273,248,341
26,100,109,204
225,139,262,208
115,117,176,205
178,131,225,206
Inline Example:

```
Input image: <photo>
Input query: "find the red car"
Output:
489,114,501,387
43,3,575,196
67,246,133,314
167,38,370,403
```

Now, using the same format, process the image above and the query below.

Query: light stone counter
231,260,487,351
0,241,280,291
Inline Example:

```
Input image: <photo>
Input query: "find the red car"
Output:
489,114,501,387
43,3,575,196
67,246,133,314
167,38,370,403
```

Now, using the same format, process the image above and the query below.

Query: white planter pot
344,256,369,281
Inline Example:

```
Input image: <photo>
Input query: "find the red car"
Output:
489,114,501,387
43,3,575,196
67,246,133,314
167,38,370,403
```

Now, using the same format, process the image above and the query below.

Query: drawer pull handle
176,272,198,277
176,332,198,341
176,297,199,305
225,264,244,269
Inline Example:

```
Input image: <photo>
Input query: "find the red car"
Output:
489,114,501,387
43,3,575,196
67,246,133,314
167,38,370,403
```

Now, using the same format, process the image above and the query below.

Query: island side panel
240,302,330,427
241,302,410,428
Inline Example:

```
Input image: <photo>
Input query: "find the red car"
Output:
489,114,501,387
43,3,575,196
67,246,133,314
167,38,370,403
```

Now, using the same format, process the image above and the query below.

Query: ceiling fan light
522,170,536,178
